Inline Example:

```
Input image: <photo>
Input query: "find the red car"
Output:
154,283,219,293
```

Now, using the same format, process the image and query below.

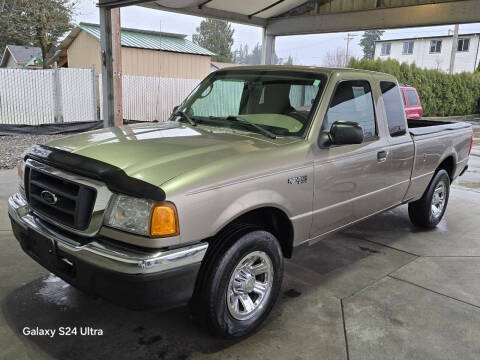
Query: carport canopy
95,0,480,126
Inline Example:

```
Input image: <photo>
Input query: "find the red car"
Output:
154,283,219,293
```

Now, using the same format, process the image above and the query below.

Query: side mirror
172,105,179,114
329,121,363,145
318,130,332,148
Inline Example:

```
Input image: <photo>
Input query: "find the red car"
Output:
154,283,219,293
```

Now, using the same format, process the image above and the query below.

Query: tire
408,169,450,228
190,224,284,339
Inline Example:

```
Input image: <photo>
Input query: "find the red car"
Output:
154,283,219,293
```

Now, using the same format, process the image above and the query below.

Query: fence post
53,62,63,123
91,65,99,121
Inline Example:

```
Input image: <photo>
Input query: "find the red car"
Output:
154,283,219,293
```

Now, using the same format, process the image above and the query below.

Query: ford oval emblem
41,190,58,205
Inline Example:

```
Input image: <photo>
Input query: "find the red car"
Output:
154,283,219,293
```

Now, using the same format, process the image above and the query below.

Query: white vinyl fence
0,67,97,125
1,68,202,125
100,75,200,122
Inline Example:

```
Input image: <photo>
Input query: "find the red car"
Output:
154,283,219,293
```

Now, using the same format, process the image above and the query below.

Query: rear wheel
408,169,450,228
190,225,283,338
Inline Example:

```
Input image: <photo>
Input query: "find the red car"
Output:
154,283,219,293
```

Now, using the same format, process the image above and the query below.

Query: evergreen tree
359,30,384,60
192,19,234,62
0,0,75,68
232,42,287,65
349,57,480,116
283,55,294,65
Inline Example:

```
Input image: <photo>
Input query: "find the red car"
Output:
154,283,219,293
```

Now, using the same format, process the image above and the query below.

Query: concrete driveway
1,127,479,360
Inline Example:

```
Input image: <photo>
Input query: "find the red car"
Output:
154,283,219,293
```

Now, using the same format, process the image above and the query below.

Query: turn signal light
149,202,179,237
17,159,24,178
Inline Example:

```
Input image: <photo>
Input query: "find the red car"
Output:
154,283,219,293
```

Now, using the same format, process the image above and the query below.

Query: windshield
176,70,327,138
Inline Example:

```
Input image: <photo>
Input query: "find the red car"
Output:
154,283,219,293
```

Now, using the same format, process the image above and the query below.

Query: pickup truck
9,66,473,339
399,83,423,119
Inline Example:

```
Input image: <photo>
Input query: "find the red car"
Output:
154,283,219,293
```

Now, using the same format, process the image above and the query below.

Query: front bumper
8,193,208,308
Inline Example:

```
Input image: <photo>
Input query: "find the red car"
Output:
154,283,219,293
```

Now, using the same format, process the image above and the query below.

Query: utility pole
112,7,123,126
449,24,459,75
345,33,356,67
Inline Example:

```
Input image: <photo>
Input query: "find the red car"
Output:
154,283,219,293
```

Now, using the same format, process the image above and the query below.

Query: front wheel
191,226,284,338
408,169,450,228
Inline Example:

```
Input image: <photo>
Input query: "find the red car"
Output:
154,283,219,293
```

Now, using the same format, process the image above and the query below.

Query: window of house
457,38,470,52
380,81,406,137
324,80,377,140
402,41,414,55
406,90,418,105
381,43,391,56
430,40,442,53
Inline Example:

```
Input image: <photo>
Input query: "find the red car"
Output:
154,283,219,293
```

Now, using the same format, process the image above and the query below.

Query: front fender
211,189,294,234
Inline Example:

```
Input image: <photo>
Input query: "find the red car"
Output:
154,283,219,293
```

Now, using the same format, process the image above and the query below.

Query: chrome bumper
8,193,208,275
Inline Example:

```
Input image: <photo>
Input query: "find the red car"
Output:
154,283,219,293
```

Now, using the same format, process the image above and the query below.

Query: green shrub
348,58,480,116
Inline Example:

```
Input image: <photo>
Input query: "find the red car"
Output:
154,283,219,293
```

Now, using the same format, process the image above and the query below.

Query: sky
75,1,480,66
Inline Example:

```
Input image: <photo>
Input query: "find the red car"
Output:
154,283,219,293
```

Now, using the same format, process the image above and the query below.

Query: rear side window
325,80,377,139
289,84,320,112
406,90,418,105
380,81,406,137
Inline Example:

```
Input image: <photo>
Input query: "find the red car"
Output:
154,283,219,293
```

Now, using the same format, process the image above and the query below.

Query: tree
283,55,293,65
233,42,290,65
192,19,234,62
359,30,384,60
323,48,347,67
0,0,75,68
0,0,31,52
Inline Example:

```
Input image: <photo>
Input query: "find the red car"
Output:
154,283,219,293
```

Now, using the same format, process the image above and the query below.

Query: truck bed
408,119,471,136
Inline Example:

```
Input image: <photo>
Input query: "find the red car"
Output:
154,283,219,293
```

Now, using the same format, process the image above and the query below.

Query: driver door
310,78,392,238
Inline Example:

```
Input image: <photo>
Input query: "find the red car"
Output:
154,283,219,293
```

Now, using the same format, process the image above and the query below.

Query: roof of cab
214,64,397,79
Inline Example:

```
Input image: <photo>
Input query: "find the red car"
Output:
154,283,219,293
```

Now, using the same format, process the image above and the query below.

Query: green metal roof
78,22,215,56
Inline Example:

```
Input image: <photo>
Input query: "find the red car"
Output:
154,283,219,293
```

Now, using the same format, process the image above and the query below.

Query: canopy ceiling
95,0,480,127
97,0,480,35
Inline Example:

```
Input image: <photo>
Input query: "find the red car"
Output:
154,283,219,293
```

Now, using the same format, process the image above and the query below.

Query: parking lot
0,125,479,360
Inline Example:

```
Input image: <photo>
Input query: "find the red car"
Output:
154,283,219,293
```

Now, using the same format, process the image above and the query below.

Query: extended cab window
380,81,407,136
324,80,376,139
180,70,326,138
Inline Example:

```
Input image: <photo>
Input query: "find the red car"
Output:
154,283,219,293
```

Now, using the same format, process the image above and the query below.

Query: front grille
25,165,97,230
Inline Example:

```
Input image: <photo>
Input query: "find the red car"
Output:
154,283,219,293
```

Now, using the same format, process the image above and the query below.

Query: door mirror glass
330,121,364,145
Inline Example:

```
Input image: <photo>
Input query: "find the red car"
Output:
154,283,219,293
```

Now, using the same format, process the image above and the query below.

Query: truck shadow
1,238,378,360
2,206,420,360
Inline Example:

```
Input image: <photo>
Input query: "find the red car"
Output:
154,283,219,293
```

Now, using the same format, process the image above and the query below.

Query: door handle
377,150,388,162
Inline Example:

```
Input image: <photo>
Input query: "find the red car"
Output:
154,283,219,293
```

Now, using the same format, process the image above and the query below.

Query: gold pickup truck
8,66,473,338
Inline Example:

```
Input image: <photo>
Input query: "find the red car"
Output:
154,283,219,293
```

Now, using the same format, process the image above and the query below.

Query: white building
374,33,480,73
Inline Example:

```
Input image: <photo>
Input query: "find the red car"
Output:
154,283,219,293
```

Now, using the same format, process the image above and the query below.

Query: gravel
0,135,64,169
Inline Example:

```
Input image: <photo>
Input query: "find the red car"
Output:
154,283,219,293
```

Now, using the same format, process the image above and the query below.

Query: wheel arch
436,155,455,181
213,206,295,259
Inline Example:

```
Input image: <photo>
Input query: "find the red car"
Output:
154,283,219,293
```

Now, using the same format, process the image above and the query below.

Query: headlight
105,194,179,237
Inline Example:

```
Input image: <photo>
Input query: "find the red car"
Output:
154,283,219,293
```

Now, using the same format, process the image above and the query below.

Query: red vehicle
400,84,423,119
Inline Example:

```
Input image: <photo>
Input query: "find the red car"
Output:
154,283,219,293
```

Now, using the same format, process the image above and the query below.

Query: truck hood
47,122,298,186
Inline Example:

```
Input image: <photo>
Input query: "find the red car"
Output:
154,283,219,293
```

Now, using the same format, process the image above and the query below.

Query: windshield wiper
174,110,197,126
226,116,276,139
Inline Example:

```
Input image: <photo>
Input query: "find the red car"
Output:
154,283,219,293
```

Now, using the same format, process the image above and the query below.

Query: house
0,45,43,69
210,61,242,72
59,23,215,79
374,33,480,73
